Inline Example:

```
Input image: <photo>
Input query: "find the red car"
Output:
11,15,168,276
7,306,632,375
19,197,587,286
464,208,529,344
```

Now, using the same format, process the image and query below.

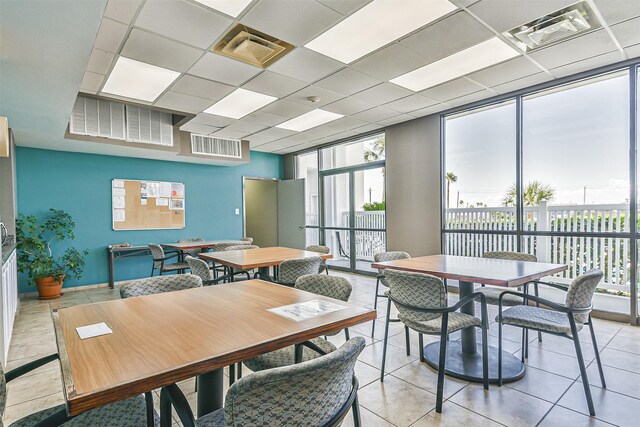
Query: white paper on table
113,209,125,222
76,322,113,339
156,198,169,206
146,182,160,198
159,182,172,198
113,195,126,209
112,188,126,196
268,299,346,322
113,179,124,188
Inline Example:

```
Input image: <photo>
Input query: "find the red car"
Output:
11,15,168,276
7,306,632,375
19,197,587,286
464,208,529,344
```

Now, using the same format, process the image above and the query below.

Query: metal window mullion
516,95,524,253
349,170,356,271
629,65,638,325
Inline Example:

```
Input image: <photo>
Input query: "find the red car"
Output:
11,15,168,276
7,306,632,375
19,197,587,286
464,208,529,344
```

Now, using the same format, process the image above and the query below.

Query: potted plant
16,209,88,299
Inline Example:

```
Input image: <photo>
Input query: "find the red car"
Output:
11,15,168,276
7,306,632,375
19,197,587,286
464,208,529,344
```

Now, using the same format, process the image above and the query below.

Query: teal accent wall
15,147,283,292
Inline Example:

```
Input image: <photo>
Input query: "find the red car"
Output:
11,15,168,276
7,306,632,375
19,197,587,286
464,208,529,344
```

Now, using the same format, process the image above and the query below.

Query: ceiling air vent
70,96,125,140
212,24,294,68
191,134,242,159
503,1,601,52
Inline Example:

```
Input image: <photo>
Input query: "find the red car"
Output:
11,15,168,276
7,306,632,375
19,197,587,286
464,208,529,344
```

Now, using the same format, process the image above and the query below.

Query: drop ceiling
3,0,640,161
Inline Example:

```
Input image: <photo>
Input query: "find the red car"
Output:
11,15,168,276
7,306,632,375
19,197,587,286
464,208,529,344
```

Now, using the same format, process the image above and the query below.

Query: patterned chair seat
193,408,225,426
161,262,190,272
476,287,524,306
498,305,584,336
9,395,157,427
243,337,336,372
399,311,481,334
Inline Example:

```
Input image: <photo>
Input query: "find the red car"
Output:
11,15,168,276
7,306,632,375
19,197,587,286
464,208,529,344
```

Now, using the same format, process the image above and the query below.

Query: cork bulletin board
112,179,185,230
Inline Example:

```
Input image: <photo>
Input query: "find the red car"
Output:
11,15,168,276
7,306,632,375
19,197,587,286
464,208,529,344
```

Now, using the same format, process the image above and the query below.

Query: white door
277,179,305,249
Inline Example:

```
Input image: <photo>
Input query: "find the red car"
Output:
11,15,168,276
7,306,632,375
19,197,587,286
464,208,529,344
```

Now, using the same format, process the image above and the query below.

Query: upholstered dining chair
119,274,203,299
371,251,411,348
184,256,234,285
272,256,323,286
159,337,366,427
176,237,205,258
221,245,260,280
305,245,331,274
148,244,189,276
496,269,605,416
381,269,489,413
1,355,157,426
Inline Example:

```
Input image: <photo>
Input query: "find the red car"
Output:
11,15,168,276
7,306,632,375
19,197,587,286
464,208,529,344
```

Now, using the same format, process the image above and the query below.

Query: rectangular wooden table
53,280,375,417
162,240,247,251
199,246,332,280
372,254,567,383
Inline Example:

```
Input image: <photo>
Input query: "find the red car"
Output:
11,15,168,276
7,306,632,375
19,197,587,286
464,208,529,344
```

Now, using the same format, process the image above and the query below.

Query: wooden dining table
52,280,375,418
162,240,248,259
372,254,567,383
199,246,332,281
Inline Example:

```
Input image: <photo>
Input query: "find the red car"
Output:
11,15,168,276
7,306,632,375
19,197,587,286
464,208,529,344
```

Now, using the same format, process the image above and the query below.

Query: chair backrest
148,244,165,268
305,245,330,255
565,269,603,324
177,238,205,257
384,269,447,322
185,256,213,283
224,245,260,251
295,275,351,302
374,251,411,286
241,237,254,244
119,274,202,299
482,251,537,262
223,337,365,427
278,257,323,285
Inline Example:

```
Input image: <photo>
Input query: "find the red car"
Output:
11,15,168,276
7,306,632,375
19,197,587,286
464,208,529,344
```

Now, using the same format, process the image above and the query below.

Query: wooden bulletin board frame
112,179,185,231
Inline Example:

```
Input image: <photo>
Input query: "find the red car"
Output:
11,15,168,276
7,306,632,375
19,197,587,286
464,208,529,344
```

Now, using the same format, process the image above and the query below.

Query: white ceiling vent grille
191,134,242,159
126,106,173,146
70,96,125,140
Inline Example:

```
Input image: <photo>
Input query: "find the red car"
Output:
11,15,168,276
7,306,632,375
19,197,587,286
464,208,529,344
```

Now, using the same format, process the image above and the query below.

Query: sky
445,73,631,208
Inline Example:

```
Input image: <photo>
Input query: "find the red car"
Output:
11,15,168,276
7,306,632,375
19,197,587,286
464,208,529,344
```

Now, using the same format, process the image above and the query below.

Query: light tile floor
4,272,640,426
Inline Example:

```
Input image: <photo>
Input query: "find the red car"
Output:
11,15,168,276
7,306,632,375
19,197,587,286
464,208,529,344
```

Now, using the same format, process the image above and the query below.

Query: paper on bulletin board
159,182,172,198
140,199,148,205
146,182,160,198
112,188,125,196
113,196,126,209
113,179,124,188
156,198,169,206
113,209,125,222
169,198,184,210
268,299,346,322
171,183,185,198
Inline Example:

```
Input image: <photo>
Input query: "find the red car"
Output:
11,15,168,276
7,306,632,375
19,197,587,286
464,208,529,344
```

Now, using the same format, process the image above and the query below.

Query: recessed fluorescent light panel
204,88,277,119
193,0,253,17
305,0,457,63
276,109,343,132
391,38,520,91
102,57,180,102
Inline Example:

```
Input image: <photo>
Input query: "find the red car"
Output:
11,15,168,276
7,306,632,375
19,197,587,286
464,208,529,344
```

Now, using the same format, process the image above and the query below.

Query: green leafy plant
363,201,386,211
16,209,88,283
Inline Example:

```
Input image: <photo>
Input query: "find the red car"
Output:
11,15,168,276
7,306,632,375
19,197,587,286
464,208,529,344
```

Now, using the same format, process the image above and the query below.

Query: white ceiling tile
242,71,307,98
267,48,344,83
86,49,114,75
351,43,427,81
351,107,400,123
550,50,626,78
351,83,413,105
171,75,235,101
80,71,105,93
191,112,237,127
443,89,493,108
285,86,344,107
490,72,551,94
322,97,373,115
135,0,232,49
242,111,288,126
94,18,128,53
316,0,371,15
121,29,203,72
468,0,575,33
241,0,343,45
252,126,297,139
593,0,640,26
259,99,315,117
189,53,261,85
377,114,415,127
625,42,640,59
419,78,485,102
331,123,379,139
450,0,480,6
408,103,447,118
224,121,268,134
269,133,316,148
104,0,143,24
315,68,380,96
247,132,283,147
528,30,618,70
610,17,640,48
155,91,214,113
400,11,494,63
212,128,251,139
311,116,369,134
466,56,542,87
179,121,220,135
383,94,438,114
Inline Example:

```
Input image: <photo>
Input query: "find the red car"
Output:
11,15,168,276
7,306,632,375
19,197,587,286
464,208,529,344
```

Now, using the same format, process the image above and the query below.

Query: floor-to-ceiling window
443,67,638,322
295,151,319,246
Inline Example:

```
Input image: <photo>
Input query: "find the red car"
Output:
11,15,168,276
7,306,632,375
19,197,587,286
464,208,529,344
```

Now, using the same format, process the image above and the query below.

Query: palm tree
502,181,554,206
364,136,386,200
445,172,458,208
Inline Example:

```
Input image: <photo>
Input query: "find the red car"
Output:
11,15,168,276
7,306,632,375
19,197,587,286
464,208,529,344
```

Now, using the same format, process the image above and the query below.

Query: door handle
298,225,305,229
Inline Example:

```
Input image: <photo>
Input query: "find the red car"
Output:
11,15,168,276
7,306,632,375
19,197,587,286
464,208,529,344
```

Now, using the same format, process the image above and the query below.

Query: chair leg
570,318,596,416
371,278,380,337
380,302,392,382
436,314,449,413
588,316,606,388
405,325,411,356
159,388,172,427
419,333,425,362
481,326,489,390
229,363,235,386
521,328,526,363
237,363,243,379
145,391,154,427
534,283,542,343
345,328,350,341
498,320,503,386
352,392,362,427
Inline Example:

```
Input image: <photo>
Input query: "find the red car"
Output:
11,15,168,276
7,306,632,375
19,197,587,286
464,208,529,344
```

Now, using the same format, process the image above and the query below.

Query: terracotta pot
35,276,64,300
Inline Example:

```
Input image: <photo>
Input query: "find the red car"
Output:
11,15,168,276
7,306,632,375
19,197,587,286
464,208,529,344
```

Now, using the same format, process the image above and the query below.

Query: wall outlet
235,208,240,215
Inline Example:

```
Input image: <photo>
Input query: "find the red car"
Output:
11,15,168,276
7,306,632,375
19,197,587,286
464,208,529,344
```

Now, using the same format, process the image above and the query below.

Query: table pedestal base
423,341,525,384
197,369,224,417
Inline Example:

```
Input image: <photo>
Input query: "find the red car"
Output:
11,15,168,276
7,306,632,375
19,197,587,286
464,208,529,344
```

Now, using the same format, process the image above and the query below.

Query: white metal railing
445,201,631,291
